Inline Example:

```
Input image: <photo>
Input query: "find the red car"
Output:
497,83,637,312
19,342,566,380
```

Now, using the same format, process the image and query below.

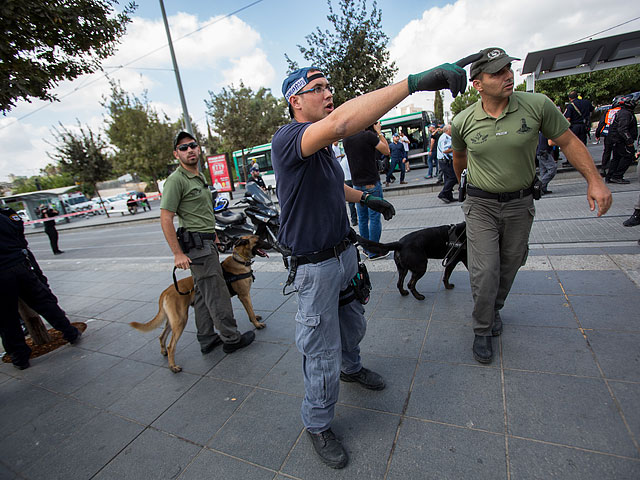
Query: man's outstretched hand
362,194,395,221
408,53,483,97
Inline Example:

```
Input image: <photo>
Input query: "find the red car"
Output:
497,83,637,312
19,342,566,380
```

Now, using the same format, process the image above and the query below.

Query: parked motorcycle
212,182,281,253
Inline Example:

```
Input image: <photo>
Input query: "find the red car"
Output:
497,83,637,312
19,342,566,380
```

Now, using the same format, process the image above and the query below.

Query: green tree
103,82,175,189
12,172,74,194
450,86,481,117
48,122,113,199
205,82,288,182
434,90,443,122
0,0,136,113
532,65,640,106
285,0,397,107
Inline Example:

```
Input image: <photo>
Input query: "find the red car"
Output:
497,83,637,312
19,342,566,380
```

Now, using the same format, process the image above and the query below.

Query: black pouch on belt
532,176,542,200
176,227,191,253
340,250,372,306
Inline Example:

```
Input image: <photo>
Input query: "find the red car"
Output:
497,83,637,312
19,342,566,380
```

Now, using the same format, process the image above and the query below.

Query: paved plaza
1,164,640,479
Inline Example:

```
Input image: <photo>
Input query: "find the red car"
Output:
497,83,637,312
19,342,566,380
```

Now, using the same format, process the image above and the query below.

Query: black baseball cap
470,47,520,80
173,131,196,150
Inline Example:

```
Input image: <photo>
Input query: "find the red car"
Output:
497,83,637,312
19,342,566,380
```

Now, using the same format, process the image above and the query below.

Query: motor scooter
237,181,280,250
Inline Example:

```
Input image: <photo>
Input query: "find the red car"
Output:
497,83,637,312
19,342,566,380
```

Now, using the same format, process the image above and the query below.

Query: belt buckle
497,192,509,202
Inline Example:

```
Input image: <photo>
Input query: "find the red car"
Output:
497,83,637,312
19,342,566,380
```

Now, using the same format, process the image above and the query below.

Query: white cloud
221,50,276,90
388,0,635,116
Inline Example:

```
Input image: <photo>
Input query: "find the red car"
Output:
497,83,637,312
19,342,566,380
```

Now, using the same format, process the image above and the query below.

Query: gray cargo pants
463,195,535,336
188,240,241,347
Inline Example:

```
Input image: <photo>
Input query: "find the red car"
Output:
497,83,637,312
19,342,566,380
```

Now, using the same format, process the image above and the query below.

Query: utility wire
569,16,640,44
4,0,264,128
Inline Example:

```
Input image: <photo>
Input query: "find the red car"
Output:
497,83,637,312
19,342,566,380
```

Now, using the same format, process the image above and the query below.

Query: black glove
407,53,483,97
361,194,395,221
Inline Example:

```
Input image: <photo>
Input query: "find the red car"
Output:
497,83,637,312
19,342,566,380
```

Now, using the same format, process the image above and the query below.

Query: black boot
307,429,348,469
623,209,640,227
472,335,493,364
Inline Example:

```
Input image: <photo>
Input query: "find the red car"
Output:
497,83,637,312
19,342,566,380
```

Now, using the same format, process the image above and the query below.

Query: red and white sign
207,154,232,192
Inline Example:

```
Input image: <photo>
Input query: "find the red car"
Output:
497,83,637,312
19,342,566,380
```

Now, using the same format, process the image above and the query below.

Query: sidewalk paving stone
93,428,202,480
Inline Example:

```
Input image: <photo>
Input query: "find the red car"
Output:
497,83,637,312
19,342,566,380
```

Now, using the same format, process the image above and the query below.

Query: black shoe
201,337,223,354
438,196,452,204
54,250,64,255
307,429,348,469
623,210,640,227
367,252,390,261
340,367,385,390
223,331,255,353
542,189,552,195
609,178,630,184
68,329,82,344
472,335,493,364
13,359,30,370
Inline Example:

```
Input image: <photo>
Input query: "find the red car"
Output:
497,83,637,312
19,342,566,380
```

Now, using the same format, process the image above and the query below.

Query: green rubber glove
408,53,483,97
361,194,395,221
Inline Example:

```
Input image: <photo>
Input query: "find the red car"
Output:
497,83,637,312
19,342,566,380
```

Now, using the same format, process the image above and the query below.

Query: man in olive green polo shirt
451,48,611,364
160,131,254,355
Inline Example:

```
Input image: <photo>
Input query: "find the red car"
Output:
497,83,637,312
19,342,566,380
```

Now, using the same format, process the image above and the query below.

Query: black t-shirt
342,130,380,186
430,131,442,155
271,121,349,255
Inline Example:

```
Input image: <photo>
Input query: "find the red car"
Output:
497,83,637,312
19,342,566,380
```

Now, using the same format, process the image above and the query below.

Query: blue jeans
293,244,366,433
427,151,438,177
386,157,405,183
353,182,382,243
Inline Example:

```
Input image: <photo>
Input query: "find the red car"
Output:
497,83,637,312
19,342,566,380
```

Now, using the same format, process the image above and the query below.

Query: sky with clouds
1,0,637,182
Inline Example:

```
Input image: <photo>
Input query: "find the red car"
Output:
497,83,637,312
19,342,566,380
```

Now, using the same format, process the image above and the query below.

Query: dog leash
172,260,203,295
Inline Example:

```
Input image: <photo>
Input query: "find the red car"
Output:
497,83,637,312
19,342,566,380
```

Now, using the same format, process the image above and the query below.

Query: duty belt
197,232,216,240
467,184,532,203
296,238,351,266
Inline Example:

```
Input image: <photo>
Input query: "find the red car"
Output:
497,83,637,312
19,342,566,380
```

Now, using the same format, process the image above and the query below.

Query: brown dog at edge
130,235,269,373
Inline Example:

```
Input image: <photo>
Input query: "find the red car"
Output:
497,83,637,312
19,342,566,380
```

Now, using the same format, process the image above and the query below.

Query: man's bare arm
160,208,192,269
551,129,612,216
453,150,468,182
301,81,410,157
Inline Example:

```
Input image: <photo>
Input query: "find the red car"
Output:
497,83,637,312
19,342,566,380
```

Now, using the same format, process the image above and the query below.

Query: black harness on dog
223,254,255,297
442,224,467,268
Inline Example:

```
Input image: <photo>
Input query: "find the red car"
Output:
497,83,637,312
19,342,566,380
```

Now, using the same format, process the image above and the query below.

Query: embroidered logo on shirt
470,132,488,144
516,118,532,134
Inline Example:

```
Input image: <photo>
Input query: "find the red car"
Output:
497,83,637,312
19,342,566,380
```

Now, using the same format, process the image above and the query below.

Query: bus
230,110,438,182
379,110,437,167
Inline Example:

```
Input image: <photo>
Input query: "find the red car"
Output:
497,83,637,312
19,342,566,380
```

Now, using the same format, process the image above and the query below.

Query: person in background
399,129,411,172
333,140,358,226
436,124,456,203
40,204,63,255
564,90,594,145
386,133,407,186
537,132,557,194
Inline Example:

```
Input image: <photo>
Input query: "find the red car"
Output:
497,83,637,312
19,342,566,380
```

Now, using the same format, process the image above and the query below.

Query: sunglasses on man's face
177,142,198,152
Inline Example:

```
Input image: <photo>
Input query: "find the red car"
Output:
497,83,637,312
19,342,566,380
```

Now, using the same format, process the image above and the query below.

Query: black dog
357,222,467,300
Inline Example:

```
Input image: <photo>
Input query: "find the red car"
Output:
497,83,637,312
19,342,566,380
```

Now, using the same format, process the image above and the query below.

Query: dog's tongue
257,249,268,258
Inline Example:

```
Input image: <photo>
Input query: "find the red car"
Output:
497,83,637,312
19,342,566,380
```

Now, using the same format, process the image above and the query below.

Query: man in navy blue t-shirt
386,133,407,186
271,60,473,469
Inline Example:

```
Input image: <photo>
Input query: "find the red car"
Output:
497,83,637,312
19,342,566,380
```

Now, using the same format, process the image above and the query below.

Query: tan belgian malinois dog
130,235,269,372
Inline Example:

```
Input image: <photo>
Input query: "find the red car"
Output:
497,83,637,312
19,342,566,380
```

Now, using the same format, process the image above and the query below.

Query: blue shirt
437,133,452,160
389,141,405,163
271,121,349,255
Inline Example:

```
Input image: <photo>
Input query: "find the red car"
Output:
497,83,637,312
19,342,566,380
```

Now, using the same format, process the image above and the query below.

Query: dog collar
232,252,253,266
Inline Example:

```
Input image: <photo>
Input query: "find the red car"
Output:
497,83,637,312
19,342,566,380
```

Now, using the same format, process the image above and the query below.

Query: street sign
207,154,233,192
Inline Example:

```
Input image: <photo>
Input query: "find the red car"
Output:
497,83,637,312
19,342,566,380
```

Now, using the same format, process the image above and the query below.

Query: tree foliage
103,82,175,187
434,91,443,122
532,65,640,107
450,86,481,117
11,172,75,194
0,0,136,113
285,0,397,107
48,122,113,197
205,82,287,179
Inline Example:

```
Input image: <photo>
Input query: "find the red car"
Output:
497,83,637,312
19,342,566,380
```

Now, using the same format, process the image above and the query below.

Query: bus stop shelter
0,186,79,226
522,30,640,91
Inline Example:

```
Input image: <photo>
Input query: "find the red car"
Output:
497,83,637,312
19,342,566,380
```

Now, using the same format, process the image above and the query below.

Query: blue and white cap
282,67,325,103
